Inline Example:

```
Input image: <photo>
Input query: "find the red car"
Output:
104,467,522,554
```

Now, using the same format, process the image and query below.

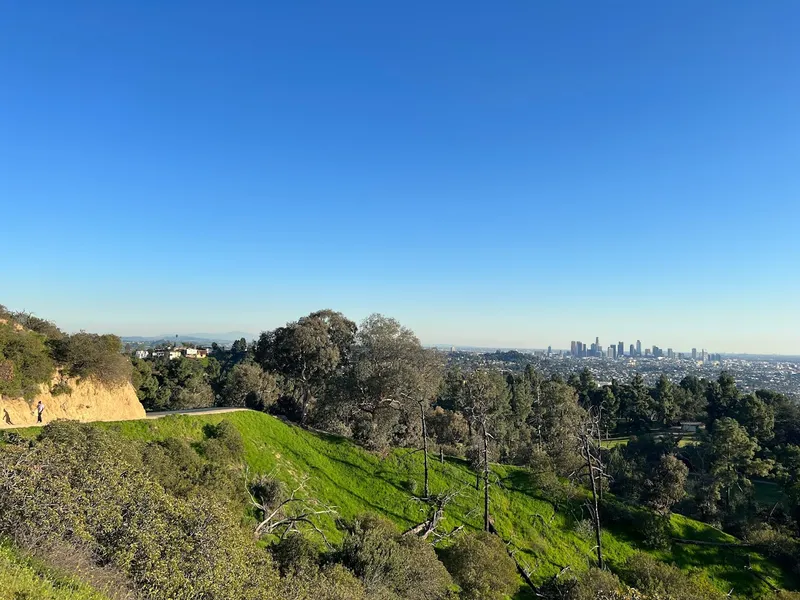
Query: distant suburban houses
135,347,209,360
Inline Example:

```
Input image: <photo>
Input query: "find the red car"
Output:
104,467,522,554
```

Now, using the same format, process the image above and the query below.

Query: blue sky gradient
1,1,799,353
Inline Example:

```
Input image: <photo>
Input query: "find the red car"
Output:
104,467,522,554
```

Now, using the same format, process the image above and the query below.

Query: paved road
146,407,249,419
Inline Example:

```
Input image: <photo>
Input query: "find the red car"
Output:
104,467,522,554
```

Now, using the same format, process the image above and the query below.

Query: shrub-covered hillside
108,411,796,598
0,542,113,600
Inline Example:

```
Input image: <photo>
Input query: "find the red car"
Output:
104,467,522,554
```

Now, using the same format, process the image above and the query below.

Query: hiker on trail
36,400,44,423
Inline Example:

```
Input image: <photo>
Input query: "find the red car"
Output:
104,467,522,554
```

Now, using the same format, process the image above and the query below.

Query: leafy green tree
568,367,597,407
677,375,707,421
733,393,775,443
131,357,163,410
608,435,683,511
256,309,356,424
620,373,653,432
650,375,679,426
461,369,510,530
230,337,249,358
440,531,518,600
645,454,688,515
706,372,739,428
400,348,443,497
759,390,800,446
220,361,280,410
504,371,534,461
708,417,772,514
153,356,214,409
591,385,619,434
336,314,432,452
529,379,585,476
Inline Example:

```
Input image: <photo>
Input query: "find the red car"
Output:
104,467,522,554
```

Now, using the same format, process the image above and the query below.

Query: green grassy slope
0,543,111,600
47,412,797,598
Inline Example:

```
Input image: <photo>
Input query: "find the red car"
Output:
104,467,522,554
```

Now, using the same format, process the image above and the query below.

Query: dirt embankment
1,376,145,429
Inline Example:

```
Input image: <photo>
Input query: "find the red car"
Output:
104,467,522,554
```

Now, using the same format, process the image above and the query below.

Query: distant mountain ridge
122,331,257,344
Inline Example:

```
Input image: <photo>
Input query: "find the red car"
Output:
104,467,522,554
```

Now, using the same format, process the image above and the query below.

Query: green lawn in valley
94,411,796,599
600,432,700,449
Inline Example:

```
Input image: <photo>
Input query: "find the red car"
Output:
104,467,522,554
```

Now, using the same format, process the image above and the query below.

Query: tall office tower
581,342,587,356
667,348,674,359
629,344,635,356
547,346,552,356
571,341,577,355
618,342,624,357
590,342,597,355
701,349,707,363
636,340,642,356
678,352,685,359
645,348,651,356
607,346,614,359
692,348,697,360
652,345,660,357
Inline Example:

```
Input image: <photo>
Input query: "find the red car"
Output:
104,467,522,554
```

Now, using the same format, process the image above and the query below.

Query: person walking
36,400,44,423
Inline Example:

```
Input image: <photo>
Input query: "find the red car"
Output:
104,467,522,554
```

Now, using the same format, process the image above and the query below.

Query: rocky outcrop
0,376,146,429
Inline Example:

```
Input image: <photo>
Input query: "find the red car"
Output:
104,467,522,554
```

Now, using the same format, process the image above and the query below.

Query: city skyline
567,337,722,361
2,2,799,354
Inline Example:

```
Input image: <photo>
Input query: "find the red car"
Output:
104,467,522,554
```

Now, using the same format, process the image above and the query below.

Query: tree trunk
596,406,603,501
482,420,490,532
584,434,604,569
420,402,430,498
536,386,543,448
300,387,309,425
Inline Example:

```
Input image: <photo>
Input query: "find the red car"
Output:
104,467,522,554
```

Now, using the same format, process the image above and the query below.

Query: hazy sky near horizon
2,2,799,354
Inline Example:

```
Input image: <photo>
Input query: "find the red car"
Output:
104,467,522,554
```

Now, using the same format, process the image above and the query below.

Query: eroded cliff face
0,376,146,429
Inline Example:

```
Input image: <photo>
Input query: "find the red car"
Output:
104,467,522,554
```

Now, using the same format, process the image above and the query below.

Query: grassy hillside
89,411,794,599
0,543,110,600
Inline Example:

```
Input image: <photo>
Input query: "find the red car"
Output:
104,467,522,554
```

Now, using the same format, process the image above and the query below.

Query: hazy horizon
1,302,793,356
2,2,799,355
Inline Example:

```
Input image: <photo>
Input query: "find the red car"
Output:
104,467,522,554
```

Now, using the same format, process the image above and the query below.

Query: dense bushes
536,568,627,600
0,307,133,400
338,514,455,600
0,320,54,399
133,355,215,410
620,553,726,600
0,422,280,600
50,333,131,384
439,531,518,600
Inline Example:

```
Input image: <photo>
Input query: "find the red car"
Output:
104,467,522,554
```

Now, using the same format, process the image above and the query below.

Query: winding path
146,407,250,419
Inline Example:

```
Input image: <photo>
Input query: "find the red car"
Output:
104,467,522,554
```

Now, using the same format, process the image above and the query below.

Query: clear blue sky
2,1,799,353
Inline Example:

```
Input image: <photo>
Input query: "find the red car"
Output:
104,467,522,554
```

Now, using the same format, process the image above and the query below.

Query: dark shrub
440,531,519,600
338,514,453,600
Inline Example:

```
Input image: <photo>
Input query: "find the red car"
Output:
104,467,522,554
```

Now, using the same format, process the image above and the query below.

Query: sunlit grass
95,411,795,599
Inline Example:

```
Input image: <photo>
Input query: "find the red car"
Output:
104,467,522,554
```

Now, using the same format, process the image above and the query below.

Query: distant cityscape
443,343,800,401
121,334,799,400
566,337,721,362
